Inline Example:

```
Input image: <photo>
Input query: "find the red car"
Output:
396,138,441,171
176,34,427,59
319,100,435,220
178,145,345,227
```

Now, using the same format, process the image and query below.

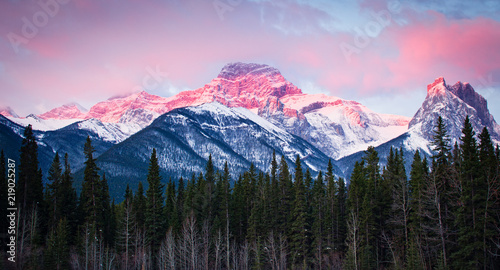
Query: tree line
1,115,499,269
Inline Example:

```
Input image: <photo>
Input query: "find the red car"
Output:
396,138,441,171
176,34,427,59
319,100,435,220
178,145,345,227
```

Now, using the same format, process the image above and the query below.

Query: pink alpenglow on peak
38,103,88,120
4,62,417,159
204,62,302,106
0,107,19,118
426,77,448,96
86,91,173,123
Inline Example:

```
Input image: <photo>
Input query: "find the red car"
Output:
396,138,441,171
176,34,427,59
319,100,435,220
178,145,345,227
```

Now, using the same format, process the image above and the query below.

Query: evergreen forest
1,115,499,270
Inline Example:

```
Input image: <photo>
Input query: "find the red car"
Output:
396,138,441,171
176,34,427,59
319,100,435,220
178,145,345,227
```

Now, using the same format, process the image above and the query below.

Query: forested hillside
1,115,499,269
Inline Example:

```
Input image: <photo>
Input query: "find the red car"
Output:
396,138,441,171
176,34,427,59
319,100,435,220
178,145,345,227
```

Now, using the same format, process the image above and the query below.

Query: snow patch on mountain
70,118,143,143
272,93,410,158
409,77,500,143
7,115,81,131
39,103,88,120
0,107,19,118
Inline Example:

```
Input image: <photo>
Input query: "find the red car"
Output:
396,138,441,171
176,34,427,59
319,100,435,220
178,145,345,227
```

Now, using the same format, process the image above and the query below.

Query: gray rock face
217,62,282,80
409,77,500,142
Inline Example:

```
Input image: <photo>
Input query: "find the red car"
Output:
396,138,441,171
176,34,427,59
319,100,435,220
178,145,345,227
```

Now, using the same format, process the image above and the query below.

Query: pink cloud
1,1,499,119
393,12,500,75
314,11,500,98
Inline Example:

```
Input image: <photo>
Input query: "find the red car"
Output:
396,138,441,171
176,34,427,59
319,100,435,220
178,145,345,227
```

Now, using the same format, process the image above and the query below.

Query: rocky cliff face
8,62,408,159
409,77,500,142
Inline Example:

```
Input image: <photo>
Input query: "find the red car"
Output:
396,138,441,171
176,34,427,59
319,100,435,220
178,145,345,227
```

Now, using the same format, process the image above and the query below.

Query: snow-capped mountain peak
426,76,447,96
38,103,88,120
202,62,302,107
0,106,19,118
217,62,283,81
409,77,500,143
4,62,415,159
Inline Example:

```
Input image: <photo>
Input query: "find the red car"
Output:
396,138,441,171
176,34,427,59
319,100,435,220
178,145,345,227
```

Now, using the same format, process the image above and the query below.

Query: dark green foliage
452,116,484,269
311,171,327,267
46,153,63,231
44,218,70,270
429,116,457,269
8,115,500,269
278,155,293,234
336,176,347,252
59,154,78,243
80,136,106,236
478,127,500,269
45,153,78,246
17,124,46,248
164,178,176,232
289,155,310,268
384,147,409,267
133,181,146,230
18,124,44,212
145,148,164,255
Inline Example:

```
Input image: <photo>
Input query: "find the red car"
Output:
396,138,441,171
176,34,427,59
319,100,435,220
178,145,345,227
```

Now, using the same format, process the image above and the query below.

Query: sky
1,0,499,121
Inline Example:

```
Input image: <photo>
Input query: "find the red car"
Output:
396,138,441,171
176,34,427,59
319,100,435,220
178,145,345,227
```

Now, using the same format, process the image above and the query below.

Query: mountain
0,114,115,182
0,106,19,118
8,62,407,159
2,63,499,200
75,62,303,124
262,93,410,159
409,77,500,141
79,102,336,198
182,62,410,159
38,103,88,120
338,77,500,178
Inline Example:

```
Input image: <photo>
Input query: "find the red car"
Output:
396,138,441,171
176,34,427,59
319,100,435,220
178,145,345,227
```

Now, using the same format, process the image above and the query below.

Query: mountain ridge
1,63,497,163
2,62,410,159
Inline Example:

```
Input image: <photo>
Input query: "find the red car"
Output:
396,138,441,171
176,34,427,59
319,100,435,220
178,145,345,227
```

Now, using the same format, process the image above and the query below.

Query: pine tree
80,136,104,236
363,146,383,269
428,116,455,268
17,124,46,249
175,176,185,234
133,182,146,231
200,155,216,226
408,150,427,267
44,218,70,270
289,155,310,269
164,178,176,231
106,197,117,248
409,150,425,232
59,153,78,244
231,174,246,243
453,115,484,268
269,151,280,231
346,161,366,269
247,171,265,243
46,153,63,231
183,173,197,219
119,184,136,270
145,148,165,255
311,171,326,268
336,176,347,253
325,159,337,251
478,127,500,268
18,124,44,217
278,155,293,235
